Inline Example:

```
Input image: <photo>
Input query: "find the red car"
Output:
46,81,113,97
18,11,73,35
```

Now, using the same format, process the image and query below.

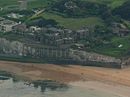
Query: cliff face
0,38,127,68
0,38,24,56
0,38,70,59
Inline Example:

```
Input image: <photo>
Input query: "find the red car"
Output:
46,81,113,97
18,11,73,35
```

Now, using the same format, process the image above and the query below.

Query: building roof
0,18,18,26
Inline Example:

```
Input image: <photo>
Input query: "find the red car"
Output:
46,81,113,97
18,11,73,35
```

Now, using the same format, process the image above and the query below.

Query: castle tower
19,0,27,10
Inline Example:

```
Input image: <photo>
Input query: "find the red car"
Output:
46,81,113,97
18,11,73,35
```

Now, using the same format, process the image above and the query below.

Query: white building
0,18,18,32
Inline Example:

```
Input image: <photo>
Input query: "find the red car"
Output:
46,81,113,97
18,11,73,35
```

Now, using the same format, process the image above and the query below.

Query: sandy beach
0,61,130,97
69,81,130,97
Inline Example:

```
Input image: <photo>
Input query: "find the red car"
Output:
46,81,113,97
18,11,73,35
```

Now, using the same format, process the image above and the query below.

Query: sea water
0,71,122,97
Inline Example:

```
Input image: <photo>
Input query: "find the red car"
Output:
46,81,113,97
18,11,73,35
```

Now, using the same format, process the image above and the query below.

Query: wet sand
0,61,130,97
70,81,130,97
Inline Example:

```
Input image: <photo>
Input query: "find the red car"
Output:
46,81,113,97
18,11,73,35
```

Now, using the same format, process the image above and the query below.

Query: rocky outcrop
69,49,121,63
69,49,122,68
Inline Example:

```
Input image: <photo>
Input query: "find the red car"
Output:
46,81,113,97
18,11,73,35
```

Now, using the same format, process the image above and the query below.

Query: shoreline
69,81,130,97
0,60,130,96
0,60,130,85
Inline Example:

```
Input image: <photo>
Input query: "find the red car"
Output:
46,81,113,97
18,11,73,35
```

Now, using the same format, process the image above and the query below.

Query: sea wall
69,49,122,68
0,38,70,59
0,38,126,68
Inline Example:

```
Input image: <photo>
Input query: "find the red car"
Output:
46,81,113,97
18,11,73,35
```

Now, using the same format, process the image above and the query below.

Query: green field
0,0,128,30
0,0,127,10
0,0,130,57
28,0,55,9
85,0,127,9
41,12,104,29
94,35,130,57
0,0,17,7
0,0,55,9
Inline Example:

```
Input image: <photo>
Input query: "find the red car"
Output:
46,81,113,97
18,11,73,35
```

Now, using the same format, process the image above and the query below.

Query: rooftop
0,17,18,26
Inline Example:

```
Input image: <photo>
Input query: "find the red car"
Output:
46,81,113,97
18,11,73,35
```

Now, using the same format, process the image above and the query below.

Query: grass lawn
94,35,130,57
0,0,54,10
28,0,56,9
0,0,18,7
40,12,104,30
0,0,127,9
110,0,127,9
85,0,127,9
28,0,128,10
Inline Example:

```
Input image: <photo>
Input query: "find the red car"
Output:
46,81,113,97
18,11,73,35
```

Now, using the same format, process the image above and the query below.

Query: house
112,23,130,37
0,18,18,32
13,23,27,33
118,29,130,37
29,26,42,32
75,28,89,40
41,27,74,46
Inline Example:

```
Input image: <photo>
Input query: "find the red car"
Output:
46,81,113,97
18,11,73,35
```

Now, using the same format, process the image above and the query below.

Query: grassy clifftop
86,0,127,8
0,0,128,29
0,0,130,58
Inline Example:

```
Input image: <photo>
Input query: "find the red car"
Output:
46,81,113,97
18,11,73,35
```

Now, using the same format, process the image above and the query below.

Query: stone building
0,18,18,32
36,27,74,46
13,23,27,33
112,23,130,37
75,28,89,40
